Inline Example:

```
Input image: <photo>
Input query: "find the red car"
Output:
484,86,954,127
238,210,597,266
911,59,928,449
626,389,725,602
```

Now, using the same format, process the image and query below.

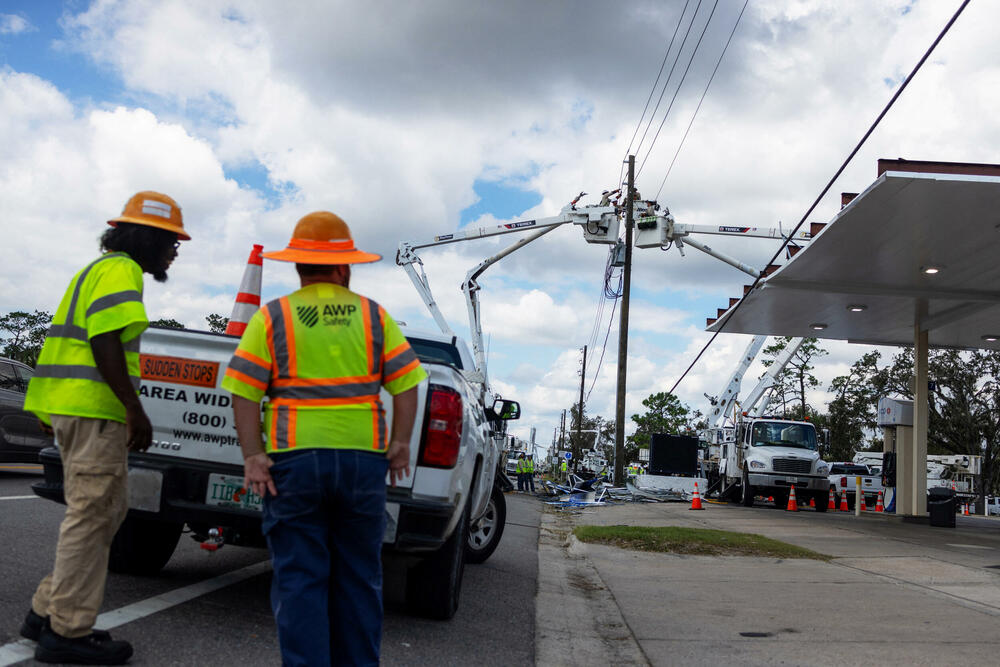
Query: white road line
0,496,38,501
0,560,272,667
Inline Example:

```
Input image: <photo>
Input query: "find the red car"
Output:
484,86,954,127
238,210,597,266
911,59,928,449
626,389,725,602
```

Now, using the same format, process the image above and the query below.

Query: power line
667,0,973,396
636,0,721,180
631,0,706,173
654,0,748,200
620,0,694,186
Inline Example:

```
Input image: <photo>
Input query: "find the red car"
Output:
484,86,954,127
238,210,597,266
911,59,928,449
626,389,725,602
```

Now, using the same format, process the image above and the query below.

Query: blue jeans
262,449,388,667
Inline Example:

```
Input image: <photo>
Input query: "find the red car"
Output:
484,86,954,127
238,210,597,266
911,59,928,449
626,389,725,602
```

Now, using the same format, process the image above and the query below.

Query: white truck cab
718,416,830,510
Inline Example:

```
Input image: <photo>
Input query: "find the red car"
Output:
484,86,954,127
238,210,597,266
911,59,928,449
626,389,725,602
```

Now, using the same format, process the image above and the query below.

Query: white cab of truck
718,416,830,510
33,324,519,620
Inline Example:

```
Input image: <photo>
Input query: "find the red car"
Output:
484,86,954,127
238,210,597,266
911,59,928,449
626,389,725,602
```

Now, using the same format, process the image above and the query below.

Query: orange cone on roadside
839,489,849,512
226,244,264,336
786,487,799,512
809,497,816,508
689,482,704,510
963,503,970,516
828,487,837,510
875,491,884,513
860,492,867,512
768,496,774,503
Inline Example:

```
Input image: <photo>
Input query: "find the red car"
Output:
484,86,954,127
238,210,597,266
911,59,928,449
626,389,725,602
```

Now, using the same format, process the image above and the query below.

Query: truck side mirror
493,399,521,420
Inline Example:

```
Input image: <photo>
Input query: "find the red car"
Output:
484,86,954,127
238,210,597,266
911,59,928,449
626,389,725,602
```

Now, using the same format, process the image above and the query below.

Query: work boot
20,609,111,642
35,624,133,665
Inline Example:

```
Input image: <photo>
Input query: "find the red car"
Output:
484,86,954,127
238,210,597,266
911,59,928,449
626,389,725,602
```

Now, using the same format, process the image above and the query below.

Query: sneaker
20,609,111,643
35,625,132,665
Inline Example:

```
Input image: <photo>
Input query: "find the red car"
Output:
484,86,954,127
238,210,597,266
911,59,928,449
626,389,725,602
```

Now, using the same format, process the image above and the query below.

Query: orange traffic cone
963,503,970,516
809,497,816,508
839,489,849,512
875,491,884,513
689,482,704,510
786,487,799,512
226,244,264,336
860,492,867,512
827,487,837,510
768,496,774,503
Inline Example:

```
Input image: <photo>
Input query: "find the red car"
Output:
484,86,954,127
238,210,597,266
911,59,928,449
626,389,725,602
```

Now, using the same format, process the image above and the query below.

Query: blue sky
1,1,997,450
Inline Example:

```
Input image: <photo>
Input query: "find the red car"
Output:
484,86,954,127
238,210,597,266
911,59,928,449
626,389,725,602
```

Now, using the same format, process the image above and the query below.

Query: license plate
205,473,263,512
785,477,798,484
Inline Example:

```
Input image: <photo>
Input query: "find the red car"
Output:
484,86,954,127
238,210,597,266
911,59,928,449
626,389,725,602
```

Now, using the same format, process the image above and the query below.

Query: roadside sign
564,452,572,460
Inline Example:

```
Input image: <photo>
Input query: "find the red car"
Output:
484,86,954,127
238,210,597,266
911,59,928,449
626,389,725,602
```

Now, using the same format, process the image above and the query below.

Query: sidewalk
535,499,1000,666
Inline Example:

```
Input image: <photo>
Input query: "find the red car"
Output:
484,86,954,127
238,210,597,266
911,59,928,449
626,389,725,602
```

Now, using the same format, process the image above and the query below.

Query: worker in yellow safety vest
224,211,426,667
20,191,189,665
560,458,569,483
524,455,536,493
514,453,526,491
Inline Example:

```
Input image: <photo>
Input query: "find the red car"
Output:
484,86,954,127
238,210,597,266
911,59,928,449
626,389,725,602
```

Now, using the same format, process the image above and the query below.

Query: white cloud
0,14,33,35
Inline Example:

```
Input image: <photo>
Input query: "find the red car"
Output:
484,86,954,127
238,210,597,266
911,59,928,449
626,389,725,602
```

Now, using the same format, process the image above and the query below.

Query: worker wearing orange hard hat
223,211,426,667
22,191,190,665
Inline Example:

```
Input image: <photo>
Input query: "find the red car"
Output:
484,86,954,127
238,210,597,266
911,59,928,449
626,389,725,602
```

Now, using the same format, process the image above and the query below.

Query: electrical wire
636,0,721,179
631,0,705,173
666,0,972,396
587,294,619,401
620,0,694,186
654,0,748,200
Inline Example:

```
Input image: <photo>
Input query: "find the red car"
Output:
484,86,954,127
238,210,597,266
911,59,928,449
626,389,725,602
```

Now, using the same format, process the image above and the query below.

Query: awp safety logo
296,305,319,328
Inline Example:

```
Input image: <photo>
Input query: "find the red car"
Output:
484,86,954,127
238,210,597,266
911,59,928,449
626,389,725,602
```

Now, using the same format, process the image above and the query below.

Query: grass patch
573,525,829,560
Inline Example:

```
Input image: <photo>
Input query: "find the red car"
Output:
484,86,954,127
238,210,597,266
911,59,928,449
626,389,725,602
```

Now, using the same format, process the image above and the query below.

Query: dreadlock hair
100,223,176,282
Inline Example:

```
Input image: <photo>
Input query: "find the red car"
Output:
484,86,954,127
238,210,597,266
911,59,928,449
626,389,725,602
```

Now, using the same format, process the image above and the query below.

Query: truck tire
466,485,506,565
813,493,828,512
741,471,755,507
108,515,183,575
405,502,469,620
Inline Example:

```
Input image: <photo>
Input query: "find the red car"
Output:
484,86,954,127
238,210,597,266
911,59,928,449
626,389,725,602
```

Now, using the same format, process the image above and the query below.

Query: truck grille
772,458,811,474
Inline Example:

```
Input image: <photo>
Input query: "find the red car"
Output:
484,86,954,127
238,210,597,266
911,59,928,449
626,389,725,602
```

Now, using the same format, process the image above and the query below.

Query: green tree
760,337,827,417
0,310,52,366
149,318,184,329
205,313,229,334
825,351,883,461
627,392,701,464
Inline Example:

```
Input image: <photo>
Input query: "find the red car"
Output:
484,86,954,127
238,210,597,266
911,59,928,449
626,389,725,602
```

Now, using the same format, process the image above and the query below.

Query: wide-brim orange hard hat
262,211,381,265
107,190,191,240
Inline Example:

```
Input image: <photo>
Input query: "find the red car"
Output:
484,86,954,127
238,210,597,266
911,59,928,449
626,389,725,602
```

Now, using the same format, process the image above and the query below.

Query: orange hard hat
262,211,381,265
107,191,190,240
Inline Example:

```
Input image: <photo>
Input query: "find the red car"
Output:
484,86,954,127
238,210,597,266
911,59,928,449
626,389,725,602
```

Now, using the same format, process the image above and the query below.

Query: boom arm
740,337,806,416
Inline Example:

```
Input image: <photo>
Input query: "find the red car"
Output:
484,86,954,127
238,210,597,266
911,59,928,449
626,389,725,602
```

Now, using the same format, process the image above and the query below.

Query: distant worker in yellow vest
224,211,426,667
514,453,525,491
525,454,536,493
21,191,189,665
560,458,569,483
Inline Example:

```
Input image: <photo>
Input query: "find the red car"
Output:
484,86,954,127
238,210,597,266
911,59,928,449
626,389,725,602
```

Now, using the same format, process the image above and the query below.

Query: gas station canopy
707,162,1000,350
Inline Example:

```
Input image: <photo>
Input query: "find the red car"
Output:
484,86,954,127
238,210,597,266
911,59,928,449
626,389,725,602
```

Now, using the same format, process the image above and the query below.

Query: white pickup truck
33,324,519,620
827,462,882,508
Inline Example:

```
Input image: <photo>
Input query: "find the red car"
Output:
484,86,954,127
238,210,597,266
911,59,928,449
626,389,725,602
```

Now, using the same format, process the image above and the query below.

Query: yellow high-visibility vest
222,283,426,453
526,458,534,473
560,460,568,472
25,253,147,425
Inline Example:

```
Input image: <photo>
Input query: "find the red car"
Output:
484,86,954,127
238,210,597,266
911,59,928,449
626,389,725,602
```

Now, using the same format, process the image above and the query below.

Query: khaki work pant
32,416,129,638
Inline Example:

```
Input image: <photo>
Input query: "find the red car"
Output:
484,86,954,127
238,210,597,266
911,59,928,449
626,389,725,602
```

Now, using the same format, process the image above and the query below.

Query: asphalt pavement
0,472,541,666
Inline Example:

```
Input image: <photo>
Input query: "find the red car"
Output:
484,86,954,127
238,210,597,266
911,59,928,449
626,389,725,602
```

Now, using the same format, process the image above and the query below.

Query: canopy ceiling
706,169,1000,350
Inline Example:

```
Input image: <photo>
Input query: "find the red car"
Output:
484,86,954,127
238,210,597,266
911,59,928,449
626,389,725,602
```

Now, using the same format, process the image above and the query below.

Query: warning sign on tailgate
140,354,220,388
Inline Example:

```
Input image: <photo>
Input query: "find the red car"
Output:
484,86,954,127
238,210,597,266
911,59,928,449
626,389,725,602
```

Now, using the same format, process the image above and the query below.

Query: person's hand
244,452,277,497
125,406,153,452
386,438,410,487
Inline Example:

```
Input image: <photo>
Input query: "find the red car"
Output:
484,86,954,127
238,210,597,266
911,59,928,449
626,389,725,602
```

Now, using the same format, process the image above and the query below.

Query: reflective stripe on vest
263,294,386,451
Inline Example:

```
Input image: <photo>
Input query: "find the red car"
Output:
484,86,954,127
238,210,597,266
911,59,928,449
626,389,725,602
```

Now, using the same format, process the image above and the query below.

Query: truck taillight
420,385,463,468
840,476,847,488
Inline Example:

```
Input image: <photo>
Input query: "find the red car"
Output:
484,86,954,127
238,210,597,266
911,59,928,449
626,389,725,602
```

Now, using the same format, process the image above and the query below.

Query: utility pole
559,409,566,454
575,344,587,470
614,155,634,486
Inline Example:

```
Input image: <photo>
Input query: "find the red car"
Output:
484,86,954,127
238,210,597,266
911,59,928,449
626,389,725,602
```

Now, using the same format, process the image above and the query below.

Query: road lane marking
0,560,272,667
0,496,38,501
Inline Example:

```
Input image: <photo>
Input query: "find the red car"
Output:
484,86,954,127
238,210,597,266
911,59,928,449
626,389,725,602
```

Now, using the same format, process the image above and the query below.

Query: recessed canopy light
846,304,867,312
921,265,942,275
810,323,828,331
982,335,999,342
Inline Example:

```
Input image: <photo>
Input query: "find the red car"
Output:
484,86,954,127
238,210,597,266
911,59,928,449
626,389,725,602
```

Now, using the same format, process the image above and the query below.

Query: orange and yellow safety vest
222,282,426,453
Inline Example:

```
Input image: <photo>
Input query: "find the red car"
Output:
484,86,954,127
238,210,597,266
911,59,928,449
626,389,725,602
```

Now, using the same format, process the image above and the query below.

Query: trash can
928,487,956,527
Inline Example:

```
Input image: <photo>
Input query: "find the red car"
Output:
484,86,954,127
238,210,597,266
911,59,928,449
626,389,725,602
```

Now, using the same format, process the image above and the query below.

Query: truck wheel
741,471,755,507
405,502,469,620
466,485,506,565
108,515,183,575
814,493,828,512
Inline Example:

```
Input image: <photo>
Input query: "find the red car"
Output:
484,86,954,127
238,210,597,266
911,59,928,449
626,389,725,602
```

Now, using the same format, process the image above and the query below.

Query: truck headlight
816,463,829,475
749,460,766,469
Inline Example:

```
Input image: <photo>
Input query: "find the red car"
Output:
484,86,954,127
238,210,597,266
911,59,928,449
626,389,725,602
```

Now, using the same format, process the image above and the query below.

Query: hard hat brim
108,217,192,241
261,247,382,264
